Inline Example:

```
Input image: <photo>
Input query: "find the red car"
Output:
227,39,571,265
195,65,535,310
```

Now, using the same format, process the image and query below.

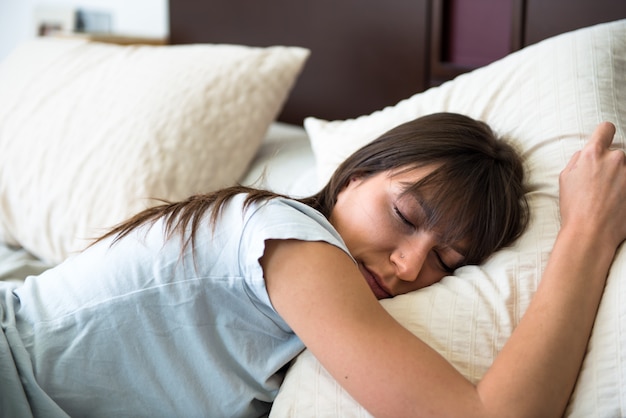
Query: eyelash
394,205,454,273
435,252,454,273
393,206,415,229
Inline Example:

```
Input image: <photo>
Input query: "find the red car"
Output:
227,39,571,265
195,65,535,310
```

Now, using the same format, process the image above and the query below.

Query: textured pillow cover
271,20,626,417
0,38,309,263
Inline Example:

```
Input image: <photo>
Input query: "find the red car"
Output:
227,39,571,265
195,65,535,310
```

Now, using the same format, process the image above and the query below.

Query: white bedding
240,122,318,197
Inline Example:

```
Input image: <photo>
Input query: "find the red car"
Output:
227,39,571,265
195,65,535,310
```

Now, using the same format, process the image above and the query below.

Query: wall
0,0,168,61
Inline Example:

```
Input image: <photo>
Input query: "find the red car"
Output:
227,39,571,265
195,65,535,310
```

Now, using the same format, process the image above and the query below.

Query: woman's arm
262,122,626,418
477,122,626,416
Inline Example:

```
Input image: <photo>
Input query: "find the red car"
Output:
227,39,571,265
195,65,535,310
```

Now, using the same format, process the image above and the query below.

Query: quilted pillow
0,38,308,263
271,20,626,417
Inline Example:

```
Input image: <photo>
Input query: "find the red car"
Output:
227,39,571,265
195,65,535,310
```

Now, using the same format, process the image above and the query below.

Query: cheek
340,209,372,245
332,183,392,251
335,205,384,252
331,199,363,245
418,267,448,289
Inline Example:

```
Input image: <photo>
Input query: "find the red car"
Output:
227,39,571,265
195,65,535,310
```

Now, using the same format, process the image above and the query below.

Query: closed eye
395,200,458,273
394,206,415,229
434,250,454,273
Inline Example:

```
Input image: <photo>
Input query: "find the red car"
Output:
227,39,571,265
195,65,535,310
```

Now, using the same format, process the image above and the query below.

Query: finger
587,121,616,150
564,150,581,171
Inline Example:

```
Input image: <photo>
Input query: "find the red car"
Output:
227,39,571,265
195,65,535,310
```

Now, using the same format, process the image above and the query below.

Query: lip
358,263,392,299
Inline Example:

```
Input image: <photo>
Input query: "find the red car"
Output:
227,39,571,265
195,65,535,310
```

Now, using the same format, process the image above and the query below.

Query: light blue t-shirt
0,195,351,417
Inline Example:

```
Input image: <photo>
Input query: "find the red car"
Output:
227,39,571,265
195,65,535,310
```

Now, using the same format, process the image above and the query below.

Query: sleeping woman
2,112,625,417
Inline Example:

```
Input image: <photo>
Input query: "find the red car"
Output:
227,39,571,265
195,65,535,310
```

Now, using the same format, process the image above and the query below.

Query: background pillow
0,38,308,263
239,122,317,197
272,20,626,417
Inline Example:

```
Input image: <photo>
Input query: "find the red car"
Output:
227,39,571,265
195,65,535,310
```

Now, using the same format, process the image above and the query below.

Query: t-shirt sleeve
238,198,353,310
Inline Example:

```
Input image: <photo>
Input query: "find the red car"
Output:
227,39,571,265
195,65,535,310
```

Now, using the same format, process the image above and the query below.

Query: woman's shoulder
236,195,352,278
241,195,342,244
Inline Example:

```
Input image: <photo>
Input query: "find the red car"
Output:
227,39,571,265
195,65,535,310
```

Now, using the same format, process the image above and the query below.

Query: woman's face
329,166,467,299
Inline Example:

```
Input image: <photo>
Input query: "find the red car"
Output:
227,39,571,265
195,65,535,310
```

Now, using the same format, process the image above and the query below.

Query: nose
391,232,435,282
391,250,425,282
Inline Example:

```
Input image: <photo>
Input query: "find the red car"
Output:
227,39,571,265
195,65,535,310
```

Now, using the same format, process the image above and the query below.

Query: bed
0,0,625,416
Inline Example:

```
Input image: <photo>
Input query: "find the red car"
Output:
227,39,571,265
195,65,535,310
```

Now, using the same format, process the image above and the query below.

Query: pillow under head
272,19,626,418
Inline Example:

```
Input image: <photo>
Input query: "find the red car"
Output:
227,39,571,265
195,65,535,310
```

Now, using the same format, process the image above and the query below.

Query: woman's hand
559,122,626,252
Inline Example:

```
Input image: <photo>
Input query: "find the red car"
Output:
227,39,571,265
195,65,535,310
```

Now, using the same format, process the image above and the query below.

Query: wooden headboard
169,0,625,125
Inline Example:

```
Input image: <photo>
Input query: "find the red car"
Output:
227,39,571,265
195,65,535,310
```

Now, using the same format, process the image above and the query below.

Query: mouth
358,263,392,300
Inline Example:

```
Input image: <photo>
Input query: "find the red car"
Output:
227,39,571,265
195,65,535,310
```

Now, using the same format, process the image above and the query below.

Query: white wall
0,0,169,61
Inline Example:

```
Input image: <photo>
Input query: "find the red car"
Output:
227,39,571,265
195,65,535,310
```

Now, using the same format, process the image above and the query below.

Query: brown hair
98,112,529,265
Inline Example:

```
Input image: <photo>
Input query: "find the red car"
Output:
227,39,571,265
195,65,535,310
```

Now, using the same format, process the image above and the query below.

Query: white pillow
239,122,317,197
271,20,626,417
0,38,309,263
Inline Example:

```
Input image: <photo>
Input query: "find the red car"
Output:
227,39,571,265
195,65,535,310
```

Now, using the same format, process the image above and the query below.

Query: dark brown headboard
169,0,625,125
428,0,626,85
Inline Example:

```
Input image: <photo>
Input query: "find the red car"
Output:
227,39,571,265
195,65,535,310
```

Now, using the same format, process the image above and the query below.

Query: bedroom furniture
170,0,626,123
0,0,625,416
429,0,626,84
